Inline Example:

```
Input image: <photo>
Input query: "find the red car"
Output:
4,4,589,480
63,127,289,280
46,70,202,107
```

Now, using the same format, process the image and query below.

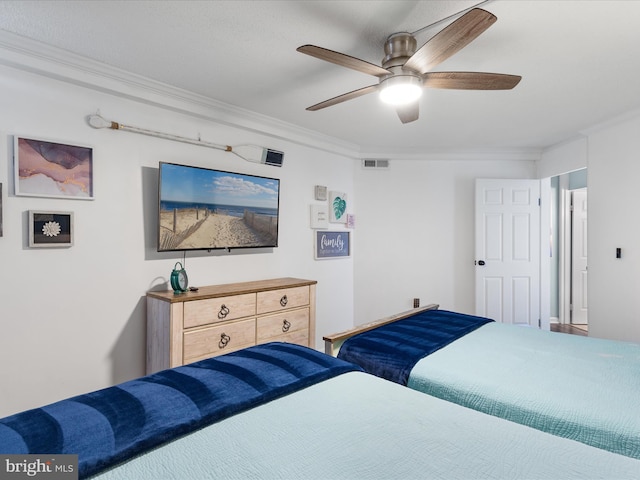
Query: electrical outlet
413,298,420,308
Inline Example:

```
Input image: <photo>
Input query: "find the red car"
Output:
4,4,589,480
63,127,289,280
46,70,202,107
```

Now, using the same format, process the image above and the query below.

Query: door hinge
538,198,541,206
538,318,541,328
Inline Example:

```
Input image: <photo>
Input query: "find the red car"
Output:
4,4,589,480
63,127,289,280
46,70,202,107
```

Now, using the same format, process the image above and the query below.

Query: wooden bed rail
323,304,439,356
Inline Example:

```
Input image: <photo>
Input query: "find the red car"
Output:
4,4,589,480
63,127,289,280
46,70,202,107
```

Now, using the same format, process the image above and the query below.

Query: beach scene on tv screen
159,163,279,250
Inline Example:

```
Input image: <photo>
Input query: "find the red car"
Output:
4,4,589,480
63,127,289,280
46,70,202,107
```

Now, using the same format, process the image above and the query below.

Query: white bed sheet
93,371,640,479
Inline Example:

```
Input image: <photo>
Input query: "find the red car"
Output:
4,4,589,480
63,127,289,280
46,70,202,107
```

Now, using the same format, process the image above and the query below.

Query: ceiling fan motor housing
382,33,417,69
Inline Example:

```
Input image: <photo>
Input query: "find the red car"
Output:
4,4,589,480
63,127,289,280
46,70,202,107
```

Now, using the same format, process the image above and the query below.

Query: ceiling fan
297,8,521,124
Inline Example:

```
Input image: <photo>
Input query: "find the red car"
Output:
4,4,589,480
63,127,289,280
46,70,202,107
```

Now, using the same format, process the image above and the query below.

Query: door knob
477,260,486,266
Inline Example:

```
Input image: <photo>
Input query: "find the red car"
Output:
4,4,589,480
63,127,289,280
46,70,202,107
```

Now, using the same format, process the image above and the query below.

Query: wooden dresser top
147,277,316,303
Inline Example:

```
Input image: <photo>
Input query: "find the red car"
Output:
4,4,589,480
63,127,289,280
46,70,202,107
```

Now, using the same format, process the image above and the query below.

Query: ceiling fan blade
396,102,419,124
404,8,497,74
422,72,521,90
306,85,379,111
297,45,391,77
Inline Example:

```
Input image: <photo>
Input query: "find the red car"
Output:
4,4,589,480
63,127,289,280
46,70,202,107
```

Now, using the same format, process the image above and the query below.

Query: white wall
0,64,355,417
536,115,640,343
537,137,587,179
353,158,536,325
587,113,640,343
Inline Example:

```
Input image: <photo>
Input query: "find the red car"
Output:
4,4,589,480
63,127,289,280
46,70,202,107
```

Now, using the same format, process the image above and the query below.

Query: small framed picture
315,230,350,259
314,185,327,201
329,191,347,223
346,214,355,229
310,204,329,229
14,136,94,199
29,211,74,248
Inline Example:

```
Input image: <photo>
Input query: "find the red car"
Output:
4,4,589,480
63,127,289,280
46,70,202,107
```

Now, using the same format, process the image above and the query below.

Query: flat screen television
158,162,280,251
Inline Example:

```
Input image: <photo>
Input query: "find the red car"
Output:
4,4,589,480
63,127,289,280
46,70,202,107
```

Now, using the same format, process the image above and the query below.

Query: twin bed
325,305,640,461
1,341,640,479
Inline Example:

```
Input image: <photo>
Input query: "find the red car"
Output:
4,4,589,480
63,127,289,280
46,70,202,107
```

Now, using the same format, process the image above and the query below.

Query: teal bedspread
408,322,640,459
93,371,640,479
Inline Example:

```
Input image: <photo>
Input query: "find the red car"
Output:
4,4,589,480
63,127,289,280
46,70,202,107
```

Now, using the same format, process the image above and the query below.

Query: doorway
473,172,586,331
570,189,588,328
551,169,587,332
474,179,540,326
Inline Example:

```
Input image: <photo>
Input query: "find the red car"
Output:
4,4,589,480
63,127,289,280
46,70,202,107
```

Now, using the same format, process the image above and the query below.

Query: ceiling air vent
362,159,390,169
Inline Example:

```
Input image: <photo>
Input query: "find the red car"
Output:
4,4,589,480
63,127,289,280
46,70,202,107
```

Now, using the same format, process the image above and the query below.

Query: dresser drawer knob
280,295,288,307
218,304,230,319
218,333,231,349
282,319,291,332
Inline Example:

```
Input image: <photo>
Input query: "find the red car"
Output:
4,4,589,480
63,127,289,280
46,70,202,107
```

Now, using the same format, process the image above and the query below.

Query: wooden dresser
146,277,317,374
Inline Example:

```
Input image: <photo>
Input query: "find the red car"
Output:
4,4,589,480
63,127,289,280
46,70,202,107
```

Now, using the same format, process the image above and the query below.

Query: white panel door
571,189,588,325
475,179,540,326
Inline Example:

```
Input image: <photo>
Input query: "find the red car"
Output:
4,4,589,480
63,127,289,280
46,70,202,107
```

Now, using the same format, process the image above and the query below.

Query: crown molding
358,147,542,162
0,30,542,162
579,107,640,137
0,30,360,158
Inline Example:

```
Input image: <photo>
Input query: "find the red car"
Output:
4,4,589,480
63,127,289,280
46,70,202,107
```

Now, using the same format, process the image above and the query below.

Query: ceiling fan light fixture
379,75,423,106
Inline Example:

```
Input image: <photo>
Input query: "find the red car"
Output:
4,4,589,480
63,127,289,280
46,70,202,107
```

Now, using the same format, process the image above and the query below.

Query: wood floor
550,323,588,336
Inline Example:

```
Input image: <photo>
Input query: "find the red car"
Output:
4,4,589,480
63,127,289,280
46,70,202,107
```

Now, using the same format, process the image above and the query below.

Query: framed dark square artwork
29,211,74,248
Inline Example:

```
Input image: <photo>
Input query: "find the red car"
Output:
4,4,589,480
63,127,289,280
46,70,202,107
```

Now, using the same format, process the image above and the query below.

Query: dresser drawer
264,328,309,347
183,293,256,329
257,286,309,314
257,307,309,344
183,318,256,363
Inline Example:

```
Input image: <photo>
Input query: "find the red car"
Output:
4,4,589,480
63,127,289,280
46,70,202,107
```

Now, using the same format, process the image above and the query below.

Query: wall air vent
362,159,390,169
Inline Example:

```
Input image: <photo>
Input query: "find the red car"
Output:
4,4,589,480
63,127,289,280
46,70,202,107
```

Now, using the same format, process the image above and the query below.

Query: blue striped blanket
0,342,361,479
338,309,493,385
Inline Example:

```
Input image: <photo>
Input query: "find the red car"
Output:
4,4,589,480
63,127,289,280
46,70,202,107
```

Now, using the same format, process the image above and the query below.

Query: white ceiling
0,0,639,155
